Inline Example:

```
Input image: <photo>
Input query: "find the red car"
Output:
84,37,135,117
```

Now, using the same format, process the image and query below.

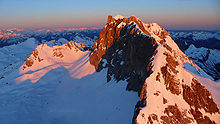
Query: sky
0,0,219,30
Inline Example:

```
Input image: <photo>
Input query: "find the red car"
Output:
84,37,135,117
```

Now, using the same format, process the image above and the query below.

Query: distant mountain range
169,30,220,50
0,28,101,47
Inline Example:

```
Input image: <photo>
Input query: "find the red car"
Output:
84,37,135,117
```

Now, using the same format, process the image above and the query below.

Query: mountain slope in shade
0,38,38,82
185,44,220,80
90,15,220,123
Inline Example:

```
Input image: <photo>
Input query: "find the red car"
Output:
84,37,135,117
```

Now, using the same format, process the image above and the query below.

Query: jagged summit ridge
90,15,169,69
89,15,220,124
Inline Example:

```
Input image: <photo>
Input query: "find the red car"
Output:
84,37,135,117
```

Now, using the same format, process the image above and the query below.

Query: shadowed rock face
90,16,157,92
97,23,157,94
90,16,158,123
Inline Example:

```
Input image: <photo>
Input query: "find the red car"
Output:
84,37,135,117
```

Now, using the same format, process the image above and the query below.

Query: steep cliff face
90,15,168,70
90,15,220,124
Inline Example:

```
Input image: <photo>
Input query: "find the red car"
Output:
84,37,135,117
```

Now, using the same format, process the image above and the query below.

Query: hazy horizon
0,0,220,30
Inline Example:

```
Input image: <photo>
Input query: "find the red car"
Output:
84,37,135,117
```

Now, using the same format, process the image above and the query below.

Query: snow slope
0,68,138,124
0,39,138,124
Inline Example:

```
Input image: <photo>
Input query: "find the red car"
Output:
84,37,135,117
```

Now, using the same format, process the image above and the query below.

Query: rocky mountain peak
90,15,220,124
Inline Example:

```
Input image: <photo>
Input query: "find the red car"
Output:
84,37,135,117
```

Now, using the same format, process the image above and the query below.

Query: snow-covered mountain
185,44,220,80
0,15,220,124
17,40,94,84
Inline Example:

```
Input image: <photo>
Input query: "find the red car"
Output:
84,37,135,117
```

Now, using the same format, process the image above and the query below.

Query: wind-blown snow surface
0,40,138,124
0,69,138,124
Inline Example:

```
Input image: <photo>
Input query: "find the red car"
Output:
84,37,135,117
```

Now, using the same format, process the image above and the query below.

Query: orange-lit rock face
161,52,181,95
90,16,124,69
160,104,193,124
90,16,145,69
183,78,219,114
90,15,170,70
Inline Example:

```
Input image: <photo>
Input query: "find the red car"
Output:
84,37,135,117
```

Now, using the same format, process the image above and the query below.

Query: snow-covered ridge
111,15,169,41
91,15,220,124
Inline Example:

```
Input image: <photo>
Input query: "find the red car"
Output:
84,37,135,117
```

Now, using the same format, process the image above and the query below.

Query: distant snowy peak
90,15,220,124
185,44,220,80
0,28,24,39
